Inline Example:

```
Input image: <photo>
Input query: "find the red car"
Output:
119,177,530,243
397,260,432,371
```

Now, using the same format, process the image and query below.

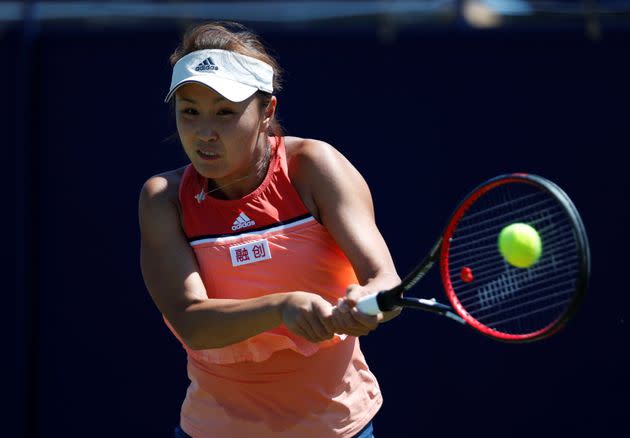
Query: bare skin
139,83,400,350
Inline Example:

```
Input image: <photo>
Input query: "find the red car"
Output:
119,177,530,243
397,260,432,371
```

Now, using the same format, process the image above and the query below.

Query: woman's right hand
281,292,336,343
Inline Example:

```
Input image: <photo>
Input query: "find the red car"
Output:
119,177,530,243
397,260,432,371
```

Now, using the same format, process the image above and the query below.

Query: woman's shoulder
283,137,339,220
139,166,188,210
138,167,191,249
284,136,339,168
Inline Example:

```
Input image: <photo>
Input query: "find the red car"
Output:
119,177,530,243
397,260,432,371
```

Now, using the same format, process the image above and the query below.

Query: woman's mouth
197,150,220,161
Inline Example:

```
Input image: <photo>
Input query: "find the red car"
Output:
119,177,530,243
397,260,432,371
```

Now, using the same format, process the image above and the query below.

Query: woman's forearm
171,293,288,350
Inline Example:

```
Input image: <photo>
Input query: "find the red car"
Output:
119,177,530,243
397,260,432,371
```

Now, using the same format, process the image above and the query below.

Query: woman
139,22,400,438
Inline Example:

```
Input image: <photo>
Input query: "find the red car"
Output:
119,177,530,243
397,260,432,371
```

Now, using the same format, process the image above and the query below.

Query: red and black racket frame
373,173,591,343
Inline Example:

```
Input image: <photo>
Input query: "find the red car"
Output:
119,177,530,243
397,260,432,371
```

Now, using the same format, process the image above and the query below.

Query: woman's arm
287,138,402,336
139,171,336,349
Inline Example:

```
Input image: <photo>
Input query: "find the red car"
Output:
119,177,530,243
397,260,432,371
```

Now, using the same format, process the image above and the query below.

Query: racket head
440,173,590,343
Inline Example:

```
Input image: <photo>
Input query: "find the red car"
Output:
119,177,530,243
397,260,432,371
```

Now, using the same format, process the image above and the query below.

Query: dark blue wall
10,22,629,437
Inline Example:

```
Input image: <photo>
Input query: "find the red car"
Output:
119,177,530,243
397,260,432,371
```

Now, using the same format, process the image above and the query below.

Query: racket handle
356,293,381,315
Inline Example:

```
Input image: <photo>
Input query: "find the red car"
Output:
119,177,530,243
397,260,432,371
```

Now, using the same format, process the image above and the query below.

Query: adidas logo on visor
195,57,218,72
232,212,256,231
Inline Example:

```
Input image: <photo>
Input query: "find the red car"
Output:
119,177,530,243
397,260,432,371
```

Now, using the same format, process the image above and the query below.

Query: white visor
165,49,274,103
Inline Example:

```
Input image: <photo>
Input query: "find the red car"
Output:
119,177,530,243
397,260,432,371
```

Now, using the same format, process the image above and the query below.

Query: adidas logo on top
195,57,218,72
232,212,255,231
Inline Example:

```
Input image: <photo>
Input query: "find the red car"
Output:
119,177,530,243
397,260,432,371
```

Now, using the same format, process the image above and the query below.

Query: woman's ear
261,96,277,130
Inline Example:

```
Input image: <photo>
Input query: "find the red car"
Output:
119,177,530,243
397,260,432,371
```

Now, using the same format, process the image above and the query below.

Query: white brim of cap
164,75,259,103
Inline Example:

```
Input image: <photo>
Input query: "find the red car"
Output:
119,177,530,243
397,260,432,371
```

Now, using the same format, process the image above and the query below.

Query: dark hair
170,21,284,137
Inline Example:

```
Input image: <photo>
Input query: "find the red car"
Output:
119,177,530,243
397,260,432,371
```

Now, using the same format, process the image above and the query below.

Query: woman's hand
331,283,402,337
330,284,382,337
281,292,336,343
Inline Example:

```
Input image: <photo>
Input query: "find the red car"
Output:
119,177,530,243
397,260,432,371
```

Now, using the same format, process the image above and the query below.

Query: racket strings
449,239,577,287
485,299,573,328
450,244,576,286
449,227,575,268
450,209,568,255
453,254,578,305
452,197,562,243
477,286,575,326
455,191,542,222
446,183,581,335
458,270,577,316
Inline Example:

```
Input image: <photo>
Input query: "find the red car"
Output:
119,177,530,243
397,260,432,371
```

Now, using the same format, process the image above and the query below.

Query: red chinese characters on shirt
235,248,250,263
234,244,267,263
252,243,266,259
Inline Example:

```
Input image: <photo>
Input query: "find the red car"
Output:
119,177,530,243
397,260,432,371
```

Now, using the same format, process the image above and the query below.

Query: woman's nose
196,123,218,142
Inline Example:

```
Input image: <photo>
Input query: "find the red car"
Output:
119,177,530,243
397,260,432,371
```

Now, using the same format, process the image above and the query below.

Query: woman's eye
181,108,198,115
217,108,235,116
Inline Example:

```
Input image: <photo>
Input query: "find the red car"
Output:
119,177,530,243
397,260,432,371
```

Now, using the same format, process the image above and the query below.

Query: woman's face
175,83,269,194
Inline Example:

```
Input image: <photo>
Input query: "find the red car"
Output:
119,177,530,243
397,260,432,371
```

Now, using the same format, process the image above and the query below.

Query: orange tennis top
168,136,382,437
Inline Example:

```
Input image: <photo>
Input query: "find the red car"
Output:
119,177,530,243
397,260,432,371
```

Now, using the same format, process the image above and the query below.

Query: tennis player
139,22,400,438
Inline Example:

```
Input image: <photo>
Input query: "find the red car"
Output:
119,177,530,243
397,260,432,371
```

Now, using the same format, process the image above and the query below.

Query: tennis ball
498,223,542,268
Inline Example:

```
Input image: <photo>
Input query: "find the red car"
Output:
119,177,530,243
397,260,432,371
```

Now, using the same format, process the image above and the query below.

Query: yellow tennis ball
498,223,542,268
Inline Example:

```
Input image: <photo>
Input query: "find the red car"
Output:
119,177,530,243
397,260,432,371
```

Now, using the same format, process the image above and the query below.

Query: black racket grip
376,290,402,312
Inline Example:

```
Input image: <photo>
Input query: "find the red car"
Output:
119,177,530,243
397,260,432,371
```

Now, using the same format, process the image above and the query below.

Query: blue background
8,6,630,437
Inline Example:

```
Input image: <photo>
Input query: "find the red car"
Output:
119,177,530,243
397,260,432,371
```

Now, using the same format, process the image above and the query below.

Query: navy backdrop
8,19,630,438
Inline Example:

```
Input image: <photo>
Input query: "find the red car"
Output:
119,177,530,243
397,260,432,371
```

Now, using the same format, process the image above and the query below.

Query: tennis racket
357,173,590,343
